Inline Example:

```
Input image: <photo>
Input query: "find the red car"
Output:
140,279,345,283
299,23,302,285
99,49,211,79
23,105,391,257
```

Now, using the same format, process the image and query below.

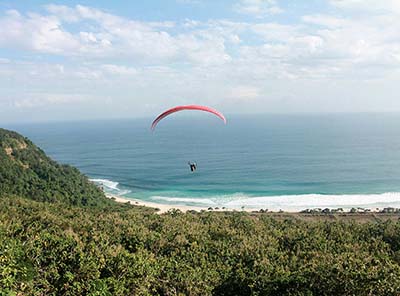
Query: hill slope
2,195,400,295
0,128,106,206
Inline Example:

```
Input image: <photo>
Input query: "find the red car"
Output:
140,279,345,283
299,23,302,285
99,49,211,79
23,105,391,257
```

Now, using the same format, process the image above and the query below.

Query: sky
0,0,400,123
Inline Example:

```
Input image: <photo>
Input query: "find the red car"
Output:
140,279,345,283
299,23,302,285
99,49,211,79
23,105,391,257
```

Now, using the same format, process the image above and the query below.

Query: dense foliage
1,195,400,295
0,128,107,206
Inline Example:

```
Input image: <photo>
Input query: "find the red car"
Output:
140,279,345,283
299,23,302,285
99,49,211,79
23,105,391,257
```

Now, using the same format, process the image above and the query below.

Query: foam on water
149,192,400,211
90,178,131,196
224,192,400,211
90,179,119,190
151,196,217,205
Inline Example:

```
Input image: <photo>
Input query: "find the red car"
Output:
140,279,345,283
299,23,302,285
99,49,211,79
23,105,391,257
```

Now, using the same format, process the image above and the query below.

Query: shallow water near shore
6,113,400,210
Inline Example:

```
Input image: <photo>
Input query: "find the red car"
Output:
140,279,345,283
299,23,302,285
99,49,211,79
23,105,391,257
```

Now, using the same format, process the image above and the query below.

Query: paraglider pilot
188,161,197,172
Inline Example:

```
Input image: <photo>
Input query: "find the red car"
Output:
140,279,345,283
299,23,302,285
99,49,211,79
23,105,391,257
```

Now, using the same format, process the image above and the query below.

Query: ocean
6,113,400,211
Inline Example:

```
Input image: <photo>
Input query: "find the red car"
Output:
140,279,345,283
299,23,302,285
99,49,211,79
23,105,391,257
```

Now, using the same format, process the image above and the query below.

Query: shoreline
105,193,398,214
94,180,400,214
106,193,236,213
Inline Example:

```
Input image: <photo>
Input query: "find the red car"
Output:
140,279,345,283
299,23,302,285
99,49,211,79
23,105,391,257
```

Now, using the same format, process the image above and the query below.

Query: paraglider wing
151,105,226,130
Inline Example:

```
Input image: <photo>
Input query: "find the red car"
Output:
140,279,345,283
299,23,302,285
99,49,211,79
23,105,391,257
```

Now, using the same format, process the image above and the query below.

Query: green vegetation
0,128,107,206
2,196,400,295
1,128,400,295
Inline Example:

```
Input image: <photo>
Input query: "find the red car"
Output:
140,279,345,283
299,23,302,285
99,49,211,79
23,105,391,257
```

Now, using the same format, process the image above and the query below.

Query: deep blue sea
5,113,400,210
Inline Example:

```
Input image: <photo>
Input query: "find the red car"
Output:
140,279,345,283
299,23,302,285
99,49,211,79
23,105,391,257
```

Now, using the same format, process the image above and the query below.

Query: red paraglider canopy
151,105,226,130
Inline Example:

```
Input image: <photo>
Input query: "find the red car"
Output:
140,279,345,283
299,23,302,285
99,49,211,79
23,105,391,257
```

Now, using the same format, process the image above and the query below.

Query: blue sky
1,0,400,123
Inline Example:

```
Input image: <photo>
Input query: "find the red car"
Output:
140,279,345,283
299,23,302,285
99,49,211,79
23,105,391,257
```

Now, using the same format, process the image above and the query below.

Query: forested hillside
2,196,400,295
0,128,107,206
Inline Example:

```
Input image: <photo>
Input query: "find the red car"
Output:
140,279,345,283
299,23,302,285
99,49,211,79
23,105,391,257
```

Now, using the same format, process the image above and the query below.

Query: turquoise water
6,113,400,210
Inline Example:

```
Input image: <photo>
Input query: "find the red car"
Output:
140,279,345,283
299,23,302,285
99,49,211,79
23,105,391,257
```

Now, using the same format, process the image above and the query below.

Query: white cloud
13,93,94,108
2,2,400,120
229,86,260,101
251,23,302,40
302,14,349,28
0,10,80,54
101,64,137,75
44,4,81,22
1,3,399,81
330,0,400,15
0,5,231,65
300,7,400,70
234,0,284,18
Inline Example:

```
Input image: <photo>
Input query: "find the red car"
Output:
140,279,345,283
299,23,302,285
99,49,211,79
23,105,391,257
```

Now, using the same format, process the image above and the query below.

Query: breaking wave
151,196,217,205
90,178,131,196
150,192,400,211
